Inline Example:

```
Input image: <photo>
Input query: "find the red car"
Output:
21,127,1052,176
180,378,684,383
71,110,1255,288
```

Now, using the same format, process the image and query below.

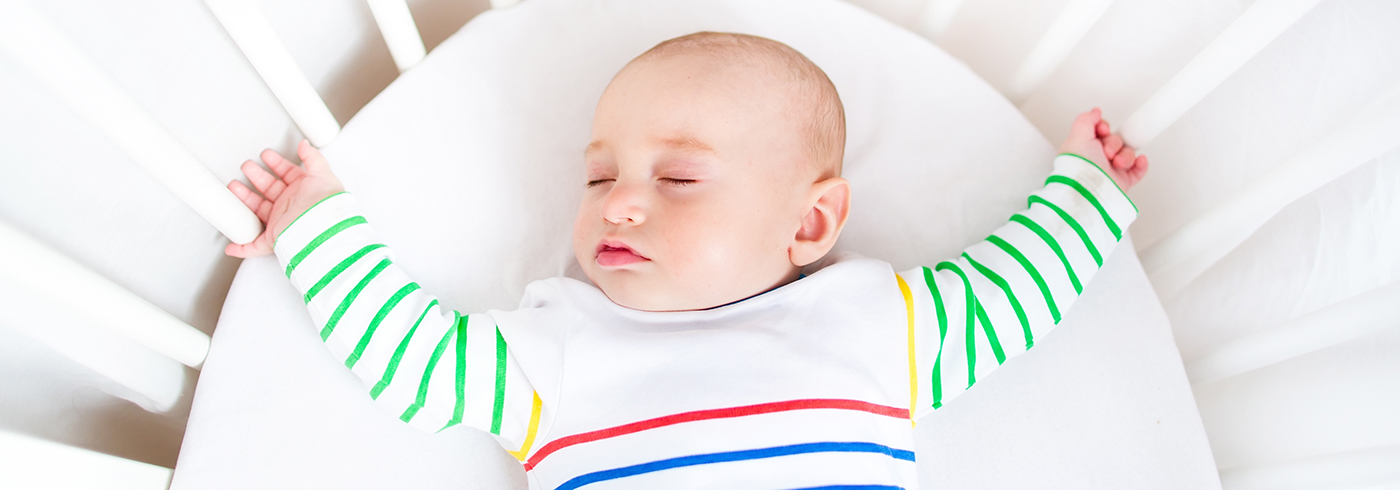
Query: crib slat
1005,0,1118,103
1184,282,1400,385
0,431,173,489
916,0,971,41
366,0,426,73
1218,444,1400,490
0,1,263,246
0,273,191,413
1119,0,1323,147
1140,87,1400,299
204,0,341,147
0,222,211,372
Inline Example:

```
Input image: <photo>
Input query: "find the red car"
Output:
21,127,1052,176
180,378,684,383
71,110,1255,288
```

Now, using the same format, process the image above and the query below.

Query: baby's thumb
297,139,332,174
1068,108,1101,142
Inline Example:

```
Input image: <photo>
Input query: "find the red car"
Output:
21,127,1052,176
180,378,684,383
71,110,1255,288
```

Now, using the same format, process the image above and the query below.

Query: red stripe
523,398,907,470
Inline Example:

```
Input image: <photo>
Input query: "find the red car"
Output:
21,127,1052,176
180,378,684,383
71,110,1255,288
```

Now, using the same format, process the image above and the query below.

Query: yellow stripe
896,274,917,427
507,391,544,461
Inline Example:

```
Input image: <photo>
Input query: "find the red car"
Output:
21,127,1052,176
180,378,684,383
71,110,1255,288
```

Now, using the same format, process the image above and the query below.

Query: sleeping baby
225,32,1148,489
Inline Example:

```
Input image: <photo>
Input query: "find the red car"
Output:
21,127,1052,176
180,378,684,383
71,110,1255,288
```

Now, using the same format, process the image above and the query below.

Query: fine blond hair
634,32,846,178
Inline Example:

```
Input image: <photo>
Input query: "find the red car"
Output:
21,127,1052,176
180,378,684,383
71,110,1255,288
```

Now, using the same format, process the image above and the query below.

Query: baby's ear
790,178,851,267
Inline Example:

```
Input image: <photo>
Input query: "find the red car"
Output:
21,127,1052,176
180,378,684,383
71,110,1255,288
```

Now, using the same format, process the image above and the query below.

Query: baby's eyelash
586,179,613,188
660,178,696,187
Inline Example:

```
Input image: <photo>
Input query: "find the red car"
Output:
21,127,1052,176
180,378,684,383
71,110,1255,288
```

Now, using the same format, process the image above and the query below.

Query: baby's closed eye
658,177,696,187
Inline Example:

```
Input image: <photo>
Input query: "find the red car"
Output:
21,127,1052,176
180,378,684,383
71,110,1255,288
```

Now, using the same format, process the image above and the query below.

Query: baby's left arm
902,109,1146,421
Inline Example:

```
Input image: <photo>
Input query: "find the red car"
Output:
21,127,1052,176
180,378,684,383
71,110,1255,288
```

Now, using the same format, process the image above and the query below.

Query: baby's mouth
596,240,649,267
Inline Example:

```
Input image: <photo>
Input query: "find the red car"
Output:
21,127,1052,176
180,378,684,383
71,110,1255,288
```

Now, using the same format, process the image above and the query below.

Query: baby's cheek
662,219,729,280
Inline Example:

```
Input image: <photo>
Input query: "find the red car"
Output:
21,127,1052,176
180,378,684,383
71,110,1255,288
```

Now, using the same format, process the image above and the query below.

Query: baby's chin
592,274,726,312
585,264,799,312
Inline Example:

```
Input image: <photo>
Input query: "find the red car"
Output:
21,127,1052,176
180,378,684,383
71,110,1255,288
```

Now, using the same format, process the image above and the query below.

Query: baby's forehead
625,42,806,95
601,32,845,176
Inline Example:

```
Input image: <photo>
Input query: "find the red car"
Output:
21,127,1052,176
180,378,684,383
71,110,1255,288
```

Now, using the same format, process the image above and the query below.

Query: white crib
0,0,1396,488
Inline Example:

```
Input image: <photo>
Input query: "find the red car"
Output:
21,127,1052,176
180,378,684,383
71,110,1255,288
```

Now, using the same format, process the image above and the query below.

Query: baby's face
573,53,816,311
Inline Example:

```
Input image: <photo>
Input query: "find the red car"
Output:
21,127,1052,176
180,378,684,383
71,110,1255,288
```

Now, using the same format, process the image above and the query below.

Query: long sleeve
899,153,1138,421
272,193,543,457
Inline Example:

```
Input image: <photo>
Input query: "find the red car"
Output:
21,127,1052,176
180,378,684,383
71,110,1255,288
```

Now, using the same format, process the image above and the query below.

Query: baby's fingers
228,181,271,222
224,239,272,258
1112,145,1136,170
1129,155,1149,183
1102,134,1124,162
297,140,332,175
261,149,306,185
242,160,287,202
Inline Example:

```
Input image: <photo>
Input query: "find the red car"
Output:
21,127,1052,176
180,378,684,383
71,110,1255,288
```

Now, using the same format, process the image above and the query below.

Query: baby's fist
1057,108,1148,190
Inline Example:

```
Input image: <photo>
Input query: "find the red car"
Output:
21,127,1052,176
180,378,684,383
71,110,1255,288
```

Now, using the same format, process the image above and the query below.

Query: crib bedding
171,0,1220,488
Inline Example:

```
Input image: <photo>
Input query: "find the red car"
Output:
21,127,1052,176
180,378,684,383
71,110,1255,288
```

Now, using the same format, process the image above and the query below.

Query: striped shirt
271,153,1137,489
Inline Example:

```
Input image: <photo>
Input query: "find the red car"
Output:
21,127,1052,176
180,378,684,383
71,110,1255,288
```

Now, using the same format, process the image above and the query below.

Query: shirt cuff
1051,153,1138,229
272,192,379,288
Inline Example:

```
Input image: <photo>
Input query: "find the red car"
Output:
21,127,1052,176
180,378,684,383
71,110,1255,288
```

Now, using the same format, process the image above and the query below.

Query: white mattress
171,0,1221,488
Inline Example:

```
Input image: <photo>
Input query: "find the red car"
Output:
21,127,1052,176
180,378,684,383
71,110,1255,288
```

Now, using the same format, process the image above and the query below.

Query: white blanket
172,0,1220,488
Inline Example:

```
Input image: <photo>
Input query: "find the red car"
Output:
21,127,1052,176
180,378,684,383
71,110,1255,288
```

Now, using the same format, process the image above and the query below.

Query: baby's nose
604,214,636,225
602,185,646,225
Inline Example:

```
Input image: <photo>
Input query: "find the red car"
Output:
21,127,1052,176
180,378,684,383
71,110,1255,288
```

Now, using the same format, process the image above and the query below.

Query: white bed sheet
172,0,1220,488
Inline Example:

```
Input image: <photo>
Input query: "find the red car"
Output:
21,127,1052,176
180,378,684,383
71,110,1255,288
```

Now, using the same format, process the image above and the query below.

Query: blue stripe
553,442,914,490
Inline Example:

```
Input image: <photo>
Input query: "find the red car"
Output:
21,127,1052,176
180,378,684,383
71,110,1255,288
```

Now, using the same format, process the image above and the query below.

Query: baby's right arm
225,143,542,457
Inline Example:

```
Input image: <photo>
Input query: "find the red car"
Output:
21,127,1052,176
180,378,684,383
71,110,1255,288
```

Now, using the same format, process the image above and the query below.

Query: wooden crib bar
0,221,201,413
916,0,970,40
1140,87,1400,300
1184,281,1400,385
204,0,342,148
0,1,263,246
1004,0,1118,104
367,0,427,73
1217,443,1400,490
0,222,211,370
0,431,173,490
1120,0,1324,147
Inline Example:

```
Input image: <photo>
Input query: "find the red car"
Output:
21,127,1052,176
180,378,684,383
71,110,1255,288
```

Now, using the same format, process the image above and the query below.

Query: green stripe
921,267,948,409
371,299,437,399
987,235,1060,324
974,301,1007,364
320,258,391,341
304,243,385,303
1046,175,1121,240
400,311,460,423
935,261,977,389
273,191,348,248
1058,153,1137,213
285,215,368,278
1010,214,1082,294
442,314,469,432
490,328,508,435
346,282,421,369
964,252,1033,350
1028,195,1102,266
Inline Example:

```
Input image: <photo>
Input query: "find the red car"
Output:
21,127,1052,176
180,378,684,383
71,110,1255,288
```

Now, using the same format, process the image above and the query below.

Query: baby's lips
595,239,650,267
596,239,646,259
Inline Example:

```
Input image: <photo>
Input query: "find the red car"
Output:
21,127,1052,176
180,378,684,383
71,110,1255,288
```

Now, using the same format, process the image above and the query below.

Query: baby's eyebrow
584,140,606,157
658,136,715,155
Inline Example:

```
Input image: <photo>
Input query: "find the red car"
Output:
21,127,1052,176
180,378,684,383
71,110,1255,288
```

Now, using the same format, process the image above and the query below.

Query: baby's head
573,32,850,311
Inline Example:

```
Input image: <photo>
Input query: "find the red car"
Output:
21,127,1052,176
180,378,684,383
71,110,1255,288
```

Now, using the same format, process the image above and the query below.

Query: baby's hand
224,140,346,258
1057,108,1148,190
